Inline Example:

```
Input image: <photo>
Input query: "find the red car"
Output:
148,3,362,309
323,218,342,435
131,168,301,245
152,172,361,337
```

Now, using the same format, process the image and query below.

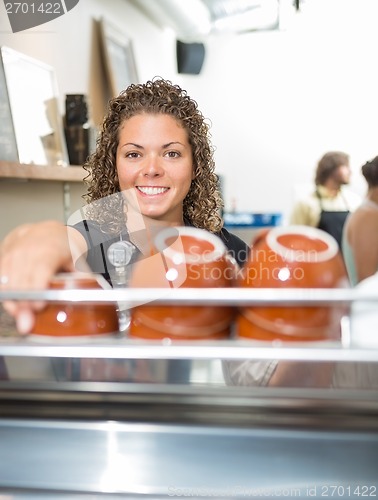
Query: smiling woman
83,78,223,234
0,78,249,334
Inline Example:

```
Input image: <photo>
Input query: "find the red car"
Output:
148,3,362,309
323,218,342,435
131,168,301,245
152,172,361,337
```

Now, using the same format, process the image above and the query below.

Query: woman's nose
142,156,163,177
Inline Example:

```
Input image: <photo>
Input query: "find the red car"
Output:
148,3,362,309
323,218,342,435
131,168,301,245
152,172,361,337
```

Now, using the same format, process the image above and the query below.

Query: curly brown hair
83,78,223,233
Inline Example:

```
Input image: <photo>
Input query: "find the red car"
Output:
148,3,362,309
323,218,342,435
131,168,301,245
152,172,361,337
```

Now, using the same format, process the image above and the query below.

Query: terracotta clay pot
31,273,119,337
236,225,349,342
129,226,237,340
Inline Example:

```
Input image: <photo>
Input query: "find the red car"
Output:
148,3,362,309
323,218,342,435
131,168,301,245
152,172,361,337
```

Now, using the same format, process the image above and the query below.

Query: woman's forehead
120,113,187,133
118,113,190,145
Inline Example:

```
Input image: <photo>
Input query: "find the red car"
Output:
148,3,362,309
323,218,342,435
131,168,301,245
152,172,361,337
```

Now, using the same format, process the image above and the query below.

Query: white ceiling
129,0,297,40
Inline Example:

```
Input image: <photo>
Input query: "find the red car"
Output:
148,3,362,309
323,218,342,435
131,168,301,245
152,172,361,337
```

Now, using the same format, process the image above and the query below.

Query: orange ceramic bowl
31,273,119,337
129,226,237,340
236,225,349,342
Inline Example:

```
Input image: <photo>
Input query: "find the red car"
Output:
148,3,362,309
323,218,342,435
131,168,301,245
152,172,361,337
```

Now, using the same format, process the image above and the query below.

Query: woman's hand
0,221,88,333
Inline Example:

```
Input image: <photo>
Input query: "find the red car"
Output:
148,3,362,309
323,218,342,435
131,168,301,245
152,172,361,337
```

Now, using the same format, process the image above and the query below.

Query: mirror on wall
0,46,68,166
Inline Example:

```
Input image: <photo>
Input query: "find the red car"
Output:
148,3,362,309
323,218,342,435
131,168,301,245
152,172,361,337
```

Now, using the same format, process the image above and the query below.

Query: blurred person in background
342,156,378,285
290,151,361,248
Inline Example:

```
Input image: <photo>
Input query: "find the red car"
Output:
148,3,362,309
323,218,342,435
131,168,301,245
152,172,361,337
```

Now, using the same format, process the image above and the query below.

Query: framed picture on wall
0,53,18,162
0,46,68,166
98,18,139,97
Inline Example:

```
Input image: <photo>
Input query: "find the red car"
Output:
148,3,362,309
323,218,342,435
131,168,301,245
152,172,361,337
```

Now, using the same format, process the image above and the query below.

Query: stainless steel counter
0,288,378,498
1,416,377,499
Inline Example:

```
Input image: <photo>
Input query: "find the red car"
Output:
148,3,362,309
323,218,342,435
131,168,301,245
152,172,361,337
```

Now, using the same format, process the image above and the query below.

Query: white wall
0,0,174,118
180,0,378,218
1,0,377,233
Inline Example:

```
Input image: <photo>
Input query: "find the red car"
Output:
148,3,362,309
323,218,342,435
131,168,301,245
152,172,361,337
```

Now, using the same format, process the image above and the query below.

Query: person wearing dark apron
316,189,350,249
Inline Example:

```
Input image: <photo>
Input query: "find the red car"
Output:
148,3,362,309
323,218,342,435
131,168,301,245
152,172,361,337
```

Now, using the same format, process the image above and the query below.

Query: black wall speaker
176,40,205,75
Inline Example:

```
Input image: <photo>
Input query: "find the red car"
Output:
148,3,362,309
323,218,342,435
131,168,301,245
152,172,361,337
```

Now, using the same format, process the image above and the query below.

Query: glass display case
0,287,377,499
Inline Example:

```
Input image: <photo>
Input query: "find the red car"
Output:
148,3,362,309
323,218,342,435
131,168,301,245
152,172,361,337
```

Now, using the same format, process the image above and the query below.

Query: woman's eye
126,152,140,158
165,151,180,158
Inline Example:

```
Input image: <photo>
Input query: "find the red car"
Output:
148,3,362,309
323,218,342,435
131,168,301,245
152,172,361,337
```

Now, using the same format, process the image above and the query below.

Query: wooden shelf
0,161,86,183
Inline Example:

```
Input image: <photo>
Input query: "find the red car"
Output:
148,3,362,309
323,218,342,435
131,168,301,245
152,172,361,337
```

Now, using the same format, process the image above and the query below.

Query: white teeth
137,186,168,195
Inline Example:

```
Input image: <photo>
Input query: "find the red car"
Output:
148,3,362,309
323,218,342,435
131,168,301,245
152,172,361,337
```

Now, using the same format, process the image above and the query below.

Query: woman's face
116,113,194,223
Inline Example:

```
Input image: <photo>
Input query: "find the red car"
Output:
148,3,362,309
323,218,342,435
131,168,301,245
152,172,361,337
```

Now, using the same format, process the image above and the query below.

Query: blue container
223,212,282,229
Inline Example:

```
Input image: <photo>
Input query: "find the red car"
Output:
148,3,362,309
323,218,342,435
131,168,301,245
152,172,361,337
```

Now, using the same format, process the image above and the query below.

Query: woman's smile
136,186,170,196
